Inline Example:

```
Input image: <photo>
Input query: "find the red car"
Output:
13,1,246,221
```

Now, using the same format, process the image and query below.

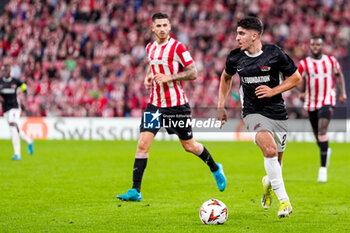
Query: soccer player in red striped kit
298,35,347,183
117,13,226,201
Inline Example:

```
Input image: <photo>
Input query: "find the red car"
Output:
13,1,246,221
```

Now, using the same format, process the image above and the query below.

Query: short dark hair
152,13,169,22
237,17,263,35
311,35,325,41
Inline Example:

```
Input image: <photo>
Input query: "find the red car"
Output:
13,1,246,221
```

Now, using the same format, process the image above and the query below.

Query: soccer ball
199,199,228,225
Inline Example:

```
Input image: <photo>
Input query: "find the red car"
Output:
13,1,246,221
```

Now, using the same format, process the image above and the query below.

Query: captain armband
20,83,27,92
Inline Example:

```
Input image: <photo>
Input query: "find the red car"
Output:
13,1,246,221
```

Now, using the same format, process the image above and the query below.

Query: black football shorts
308,105,334,131
140,103,193,140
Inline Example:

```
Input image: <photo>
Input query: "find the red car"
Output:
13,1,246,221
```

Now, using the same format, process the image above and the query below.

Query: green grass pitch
0,140,349,232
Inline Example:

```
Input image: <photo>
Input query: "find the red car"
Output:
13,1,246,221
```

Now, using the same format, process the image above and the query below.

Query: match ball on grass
199,199,228,225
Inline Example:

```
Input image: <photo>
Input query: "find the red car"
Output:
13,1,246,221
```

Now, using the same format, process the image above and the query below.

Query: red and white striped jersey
298,55,341,111
146,37,193,107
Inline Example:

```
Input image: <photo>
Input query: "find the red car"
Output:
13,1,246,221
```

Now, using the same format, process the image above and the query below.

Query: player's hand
300,92,306,102
255,85,275,98
154,73,172,84
339,94,347,103
144,75,152,89
217,108,228,128
0,96,3,103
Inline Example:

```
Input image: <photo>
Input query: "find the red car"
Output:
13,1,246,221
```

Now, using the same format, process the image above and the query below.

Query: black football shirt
0,77,23,112
225,44,297,120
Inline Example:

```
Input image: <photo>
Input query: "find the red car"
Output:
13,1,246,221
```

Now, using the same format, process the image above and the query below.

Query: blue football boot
117,188,142,201
28,141,34,155
12,154,21,161
212,163,227,192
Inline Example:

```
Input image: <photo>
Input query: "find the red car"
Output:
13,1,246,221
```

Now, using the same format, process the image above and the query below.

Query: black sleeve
224,50,238,76
16,79,24,87
277,47,297,77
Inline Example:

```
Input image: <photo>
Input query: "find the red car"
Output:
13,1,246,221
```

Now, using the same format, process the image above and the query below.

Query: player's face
310,38,323,58
152,18,171,42
1,65,11,78
236,27,256,51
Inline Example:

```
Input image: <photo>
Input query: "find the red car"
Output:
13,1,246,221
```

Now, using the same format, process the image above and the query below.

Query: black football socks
198,147,219,172
132,158,148,192
319,141,328,167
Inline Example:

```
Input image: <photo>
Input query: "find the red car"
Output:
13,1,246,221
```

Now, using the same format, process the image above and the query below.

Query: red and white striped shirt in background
298,54,341,111
146,37,193,107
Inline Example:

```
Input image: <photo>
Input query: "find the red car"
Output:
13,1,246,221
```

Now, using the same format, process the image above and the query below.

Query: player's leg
5,109,21,160
15,109,34,155
180,138,218,171
256,131,280,208
317,117,331,184
316,106,332,183
179,138,226,191
163,103,225,191
308,110,319,146
19,129,34,155
18,129,32,144
274,125,292,218
317,120,329,183
133,131,155,192
118,103,161,201
318,118,330,167
8,122,21,160
277,151,283,166
117,131,155,201
243,114,274,210
256,131,291,217
262,150,283,209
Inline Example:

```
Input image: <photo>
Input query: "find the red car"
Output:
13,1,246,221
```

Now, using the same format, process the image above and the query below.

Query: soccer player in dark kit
217,17,301,218
0,64,34,160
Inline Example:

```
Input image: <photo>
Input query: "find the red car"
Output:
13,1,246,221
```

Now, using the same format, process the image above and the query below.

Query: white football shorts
4,108,21,125
243,113,288,152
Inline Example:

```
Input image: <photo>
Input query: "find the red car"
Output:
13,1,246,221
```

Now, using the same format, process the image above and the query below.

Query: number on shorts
281,134,287,147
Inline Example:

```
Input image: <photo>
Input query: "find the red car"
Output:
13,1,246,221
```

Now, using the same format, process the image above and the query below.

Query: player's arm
218,70,234,108
296,62,306,101
255,70,302,98
297,77,306,102
15,79,28,92
153,62,197,84
171,62,197,81
217,70,234,124
144,66,152,89
335,70,347,103
154,43,197,84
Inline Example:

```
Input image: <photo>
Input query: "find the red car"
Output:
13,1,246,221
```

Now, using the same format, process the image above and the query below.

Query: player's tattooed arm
154,63,197,84
170,62,197,81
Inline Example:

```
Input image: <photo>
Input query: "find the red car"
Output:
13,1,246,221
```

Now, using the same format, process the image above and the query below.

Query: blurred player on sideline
298,35,347,183
217,17,301,218
117,13,226,201
0,64,34,160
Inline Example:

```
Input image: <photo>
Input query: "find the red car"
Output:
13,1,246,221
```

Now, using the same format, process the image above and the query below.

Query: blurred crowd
0,0,349,118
